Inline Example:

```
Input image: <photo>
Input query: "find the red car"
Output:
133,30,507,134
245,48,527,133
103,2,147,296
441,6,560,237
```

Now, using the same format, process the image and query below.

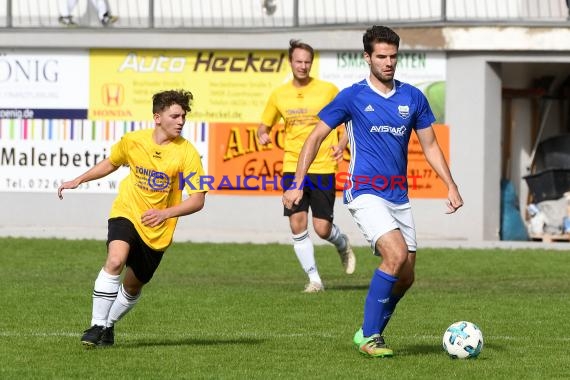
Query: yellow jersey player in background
58,89,206,347
257,39,356,293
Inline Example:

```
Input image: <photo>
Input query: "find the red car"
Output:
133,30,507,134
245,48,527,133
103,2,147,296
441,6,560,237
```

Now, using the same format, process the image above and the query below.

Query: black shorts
107,217,164,284
282,172,335,222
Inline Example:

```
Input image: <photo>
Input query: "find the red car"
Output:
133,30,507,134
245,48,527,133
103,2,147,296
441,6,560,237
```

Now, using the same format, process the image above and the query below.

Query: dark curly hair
152,89,193,114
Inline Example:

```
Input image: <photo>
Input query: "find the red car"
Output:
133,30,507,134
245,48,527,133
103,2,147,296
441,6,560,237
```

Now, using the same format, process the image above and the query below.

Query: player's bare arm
58,158,120,200
415,127,463,213
257,124,272,145
282,121,332,209
141,191,206,228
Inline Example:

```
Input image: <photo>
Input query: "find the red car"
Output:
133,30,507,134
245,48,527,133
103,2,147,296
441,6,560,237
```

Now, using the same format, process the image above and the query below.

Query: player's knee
104,258,124,274
381,251,408,275
311,219,332,239
314,226,331,239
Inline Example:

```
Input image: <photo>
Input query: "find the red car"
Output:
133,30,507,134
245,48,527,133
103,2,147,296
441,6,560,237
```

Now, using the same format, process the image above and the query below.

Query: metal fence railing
1,0,569,28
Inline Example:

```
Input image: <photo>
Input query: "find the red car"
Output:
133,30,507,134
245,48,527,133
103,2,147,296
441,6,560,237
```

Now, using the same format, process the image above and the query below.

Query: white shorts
346,194,417,255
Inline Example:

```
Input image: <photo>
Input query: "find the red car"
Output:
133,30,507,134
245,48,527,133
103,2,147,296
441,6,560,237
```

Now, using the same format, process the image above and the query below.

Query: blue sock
362,269,398,337
378,294,402,335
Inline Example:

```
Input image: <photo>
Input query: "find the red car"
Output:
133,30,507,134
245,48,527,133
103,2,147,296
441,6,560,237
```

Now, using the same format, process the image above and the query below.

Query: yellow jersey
108,128,205,250
261,78,339,174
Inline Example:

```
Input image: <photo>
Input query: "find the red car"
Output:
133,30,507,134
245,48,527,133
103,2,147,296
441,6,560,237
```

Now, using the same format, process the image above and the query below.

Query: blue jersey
318,78,435,204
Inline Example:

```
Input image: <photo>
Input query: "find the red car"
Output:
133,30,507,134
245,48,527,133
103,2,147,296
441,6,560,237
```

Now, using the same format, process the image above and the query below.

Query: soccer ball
442,321,484,359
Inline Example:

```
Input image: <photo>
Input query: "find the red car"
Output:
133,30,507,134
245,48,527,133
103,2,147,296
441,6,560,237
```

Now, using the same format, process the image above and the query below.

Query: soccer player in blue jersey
283,25,463,357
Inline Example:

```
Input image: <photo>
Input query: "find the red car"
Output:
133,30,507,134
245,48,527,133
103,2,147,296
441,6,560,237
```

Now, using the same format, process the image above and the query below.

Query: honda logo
101,84,125,107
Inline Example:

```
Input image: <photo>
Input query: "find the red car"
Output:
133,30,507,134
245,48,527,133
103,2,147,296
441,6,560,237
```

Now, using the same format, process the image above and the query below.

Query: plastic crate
534,134,570,172
524,168,570,203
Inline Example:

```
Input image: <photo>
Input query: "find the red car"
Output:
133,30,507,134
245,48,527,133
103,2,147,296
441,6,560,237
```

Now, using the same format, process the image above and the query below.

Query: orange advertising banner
207,122,284,194
208,123,450,198
407,123,449,198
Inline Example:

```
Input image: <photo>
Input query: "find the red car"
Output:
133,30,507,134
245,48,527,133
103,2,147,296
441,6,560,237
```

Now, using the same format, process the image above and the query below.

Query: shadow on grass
398,342,499,359
325,284,369,291
121,337,266,348
397,343,445,356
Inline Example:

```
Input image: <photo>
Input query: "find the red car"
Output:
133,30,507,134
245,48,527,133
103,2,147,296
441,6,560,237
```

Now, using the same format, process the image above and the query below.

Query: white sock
293,230,321,284
326,224,347,251
91,268,120,326
106,284,140,327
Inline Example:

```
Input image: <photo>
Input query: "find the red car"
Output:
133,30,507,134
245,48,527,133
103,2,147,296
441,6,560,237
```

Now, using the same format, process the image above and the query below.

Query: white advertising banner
0,49,89,118
319,51,447,123
0,120,208,193
319,51,446,89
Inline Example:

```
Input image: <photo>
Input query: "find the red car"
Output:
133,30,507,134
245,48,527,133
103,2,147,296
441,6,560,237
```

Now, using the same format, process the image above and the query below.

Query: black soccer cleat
81,325,105,348
98,326,114,347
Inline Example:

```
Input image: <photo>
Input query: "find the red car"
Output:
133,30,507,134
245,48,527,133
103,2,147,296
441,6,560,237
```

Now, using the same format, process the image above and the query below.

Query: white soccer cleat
303,281,325,293
338,234,356,274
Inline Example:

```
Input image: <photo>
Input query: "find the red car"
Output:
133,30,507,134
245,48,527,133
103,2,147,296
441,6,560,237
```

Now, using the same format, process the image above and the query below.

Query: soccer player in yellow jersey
258,39,356,293
57,89,206,347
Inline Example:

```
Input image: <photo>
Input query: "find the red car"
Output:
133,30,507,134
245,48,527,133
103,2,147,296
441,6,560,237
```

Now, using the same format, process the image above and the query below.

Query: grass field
1,237,569,379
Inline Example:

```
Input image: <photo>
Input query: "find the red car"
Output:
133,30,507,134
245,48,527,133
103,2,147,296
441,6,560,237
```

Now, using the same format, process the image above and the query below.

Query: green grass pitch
0,237,569,379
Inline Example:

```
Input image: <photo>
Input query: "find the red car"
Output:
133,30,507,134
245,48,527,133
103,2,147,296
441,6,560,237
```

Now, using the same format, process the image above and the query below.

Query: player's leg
347,195,408,357
310,173,356,274
102,235,164,346
355,230,406,357
81,236,129,347
378,205,417,334
284,172,322,292
98,267,142,347
289,211,323,292
378,252,415,335
356,255,414,352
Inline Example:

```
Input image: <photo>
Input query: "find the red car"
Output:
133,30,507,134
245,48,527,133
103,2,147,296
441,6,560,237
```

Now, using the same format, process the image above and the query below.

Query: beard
371,68,394,84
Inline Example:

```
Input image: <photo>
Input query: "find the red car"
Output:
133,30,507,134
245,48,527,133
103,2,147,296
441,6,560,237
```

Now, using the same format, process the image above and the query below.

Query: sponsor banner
207,122,284,194
0,49,89,113
0,48,449,199
319,51,447,123
207,122,449,198
0,109,88,119
89,49,291,122
407,124,449,198
0,119,208,193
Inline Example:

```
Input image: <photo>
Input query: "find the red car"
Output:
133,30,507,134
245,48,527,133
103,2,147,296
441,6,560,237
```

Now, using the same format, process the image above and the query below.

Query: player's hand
258,131,271,145
330,144,344,161
57,179,80,200
283,188,303,210
445,186,463,214
332,131,349,161
141,209,167,227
